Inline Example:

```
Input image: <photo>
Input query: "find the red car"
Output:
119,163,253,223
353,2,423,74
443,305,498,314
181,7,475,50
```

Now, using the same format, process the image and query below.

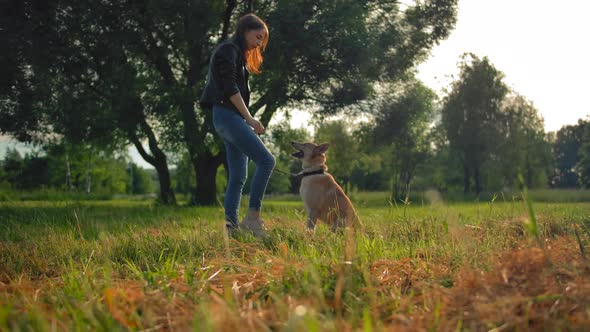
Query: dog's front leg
306,211,318,232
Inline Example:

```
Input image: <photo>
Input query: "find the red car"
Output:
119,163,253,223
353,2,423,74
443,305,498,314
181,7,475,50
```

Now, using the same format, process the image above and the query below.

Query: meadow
1,191,589,331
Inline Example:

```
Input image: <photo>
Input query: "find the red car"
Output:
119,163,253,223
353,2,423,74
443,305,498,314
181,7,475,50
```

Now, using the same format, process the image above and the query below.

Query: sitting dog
291,141,358,231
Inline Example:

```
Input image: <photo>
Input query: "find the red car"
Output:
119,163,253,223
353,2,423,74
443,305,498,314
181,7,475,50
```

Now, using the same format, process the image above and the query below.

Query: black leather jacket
199,38,250,114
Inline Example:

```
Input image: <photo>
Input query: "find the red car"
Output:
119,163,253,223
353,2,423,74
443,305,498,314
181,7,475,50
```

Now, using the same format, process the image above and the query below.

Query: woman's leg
212,105,275,216
213,106,248,228
227,122,275,213
246,143,275,213
222,140,248,227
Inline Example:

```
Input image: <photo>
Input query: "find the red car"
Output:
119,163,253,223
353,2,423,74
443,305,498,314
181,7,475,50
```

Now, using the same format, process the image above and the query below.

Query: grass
1,193,589,331
0,187,117,202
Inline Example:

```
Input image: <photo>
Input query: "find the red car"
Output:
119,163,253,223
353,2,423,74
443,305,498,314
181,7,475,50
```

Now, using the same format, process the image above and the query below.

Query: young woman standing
200,14,274,237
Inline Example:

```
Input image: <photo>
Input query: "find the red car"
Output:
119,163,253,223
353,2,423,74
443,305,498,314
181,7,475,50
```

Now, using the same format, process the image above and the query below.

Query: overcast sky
416,0,590,132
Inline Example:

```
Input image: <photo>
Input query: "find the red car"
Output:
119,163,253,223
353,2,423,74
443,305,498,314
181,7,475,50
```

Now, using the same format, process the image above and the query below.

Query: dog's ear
313,143,330,155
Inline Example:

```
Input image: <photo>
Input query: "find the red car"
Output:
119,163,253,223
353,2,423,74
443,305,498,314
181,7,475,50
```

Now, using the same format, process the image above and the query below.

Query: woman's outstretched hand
246,117,265,135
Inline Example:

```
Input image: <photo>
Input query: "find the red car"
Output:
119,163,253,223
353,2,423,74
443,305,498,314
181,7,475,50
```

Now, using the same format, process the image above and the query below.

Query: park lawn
0,196,589,331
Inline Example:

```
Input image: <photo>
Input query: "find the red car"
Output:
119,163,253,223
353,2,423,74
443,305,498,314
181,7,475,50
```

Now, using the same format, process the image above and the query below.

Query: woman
200,14,274,237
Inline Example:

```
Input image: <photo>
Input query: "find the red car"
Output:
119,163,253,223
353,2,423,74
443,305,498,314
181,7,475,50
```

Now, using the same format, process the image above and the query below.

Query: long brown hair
235,13,269,74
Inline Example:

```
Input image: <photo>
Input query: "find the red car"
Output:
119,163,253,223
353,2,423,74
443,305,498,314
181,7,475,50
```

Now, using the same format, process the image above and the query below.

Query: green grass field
1,192,589,331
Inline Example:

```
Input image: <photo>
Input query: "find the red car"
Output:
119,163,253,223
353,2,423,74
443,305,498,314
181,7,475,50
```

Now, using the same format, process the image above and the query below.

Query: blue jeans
212,104,275,226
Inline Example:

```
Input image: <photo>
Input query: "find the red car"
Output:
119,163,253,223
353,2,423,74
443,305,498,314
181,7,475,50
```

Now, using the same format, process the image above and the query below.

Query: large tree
496,94,551,189
577,119,590,188
0,0,178,203
2,0,458,205
125,0,458,204
372,80,437,200
551,119,590,188
441,54,509,194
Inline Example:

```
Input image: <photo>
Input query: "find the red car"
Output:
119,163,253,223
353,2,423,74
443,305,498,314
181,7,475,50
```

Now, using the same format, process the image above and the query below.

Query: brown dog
291,142,358,231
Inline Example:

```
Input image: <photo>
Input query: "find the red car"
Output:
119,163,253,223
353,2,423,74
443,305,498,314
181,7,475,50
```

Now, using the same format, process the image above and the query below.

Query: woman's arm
215,44,265,134
229,93,265,134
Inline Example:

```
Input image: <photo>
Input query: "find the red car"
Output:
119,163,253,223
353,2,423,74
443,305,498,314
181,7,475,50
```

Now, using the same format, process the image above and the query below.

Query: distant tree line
0,143,155,195
255,54,590,199
1,105,589,200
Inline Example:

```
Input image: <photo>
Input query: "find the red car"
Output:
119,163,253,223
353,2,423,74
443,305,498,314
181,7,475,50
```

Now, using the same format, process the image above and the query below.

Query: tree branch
133,6,178,87
151,24,189,74
129,130,156,166
249,91,270,116
221,0,237,41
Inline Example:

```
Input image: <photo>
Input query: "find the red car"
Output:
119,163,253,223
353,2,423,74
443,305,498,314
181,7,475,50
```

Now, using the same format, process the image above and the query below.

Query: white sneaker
240,215,267,237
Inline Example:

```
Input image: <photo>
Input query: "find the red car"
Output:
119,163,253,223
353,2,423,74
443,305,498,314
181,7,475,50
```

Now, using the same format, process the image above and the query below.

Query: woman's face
244,28,266,50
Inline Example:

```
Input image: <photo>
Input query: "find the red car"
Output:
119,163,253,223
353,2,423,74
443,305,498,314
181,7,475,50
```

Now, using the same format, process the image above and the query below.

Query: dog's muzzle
292,150,304,158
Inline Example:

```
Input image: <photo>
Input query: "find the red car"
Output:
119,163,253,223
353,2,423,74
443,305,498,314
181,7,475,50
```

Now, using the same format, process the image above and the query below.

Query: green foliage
415,144,464,193
1,148,24,187
0,143,142,196
0,0,179,203
1,147,53,190
173,152,196,195
266,164,292,194
552,125,581,187
370,80,438,199
575,119,590,188
438,55,554,193
127,163,156,195
551,119,590,188
6,0,584,201
488,94,552,189
215,166,228,198
1,0,459,205
442,54,510,194
45,143,129,194
255,0,457,116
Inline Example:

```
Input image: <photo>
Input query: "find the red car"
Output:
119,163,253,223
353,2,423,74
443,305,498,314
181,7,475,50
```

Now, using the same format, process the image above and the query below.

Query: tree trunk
154,158,176,205
129,107,176,206
390,177,400,203
220,0,237,41
105,45,177,204
525,154,533,187
65,151,73,191
474,164,481,195
463,162,471,194
399,155,417,201
130,136,176,205
192,152,224,206
177,96,219,205
85,158,91,194
401,171,412,201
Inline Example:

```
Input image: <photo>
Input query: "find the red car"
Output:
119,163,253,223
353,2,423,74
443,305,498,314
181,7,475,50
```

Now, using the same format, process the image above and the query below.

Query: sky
416,0,590,132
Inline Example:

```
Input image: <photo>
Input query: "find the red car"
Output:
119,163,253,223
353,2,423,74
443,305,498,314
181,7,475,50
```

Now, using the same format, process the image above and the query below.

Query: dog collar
301,169,325,177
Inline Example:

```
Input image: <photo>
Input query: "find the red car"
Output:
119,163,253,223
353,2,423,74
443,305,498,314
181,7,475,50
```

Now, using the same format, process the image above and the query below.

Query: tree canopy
442,54,509,194
1,0,459,204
